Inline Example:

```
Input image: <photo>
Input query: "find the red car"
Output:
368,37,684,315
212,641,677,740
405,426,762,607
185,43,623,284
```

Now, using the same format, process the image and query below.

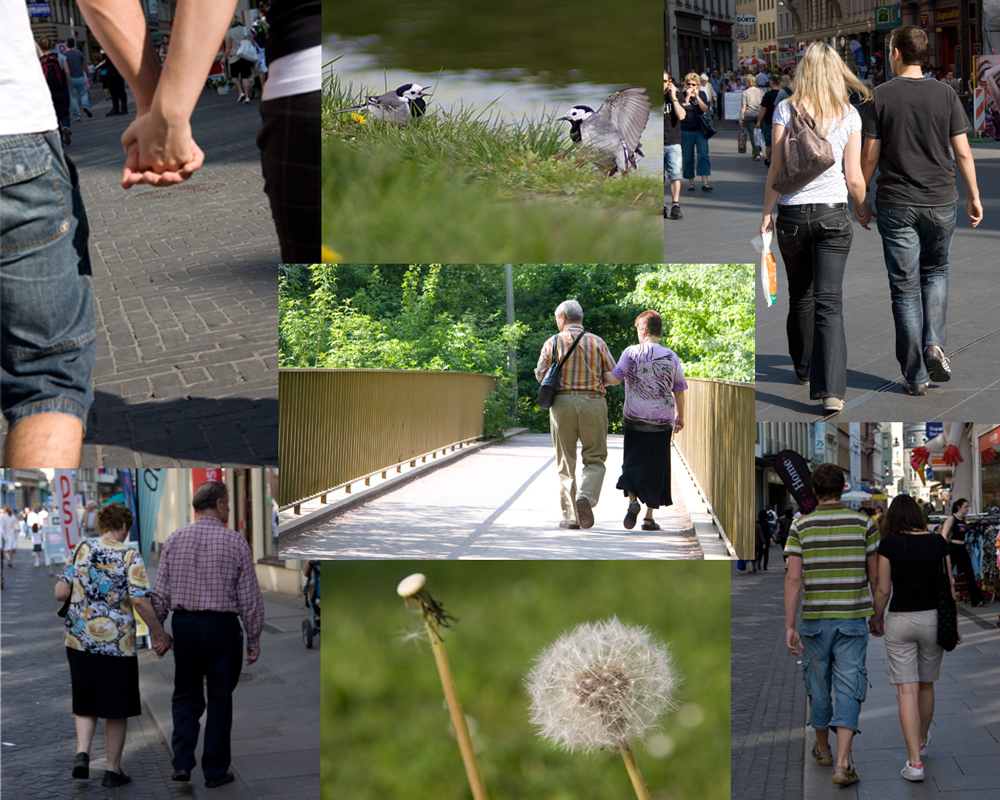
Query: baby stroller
302,560,321,648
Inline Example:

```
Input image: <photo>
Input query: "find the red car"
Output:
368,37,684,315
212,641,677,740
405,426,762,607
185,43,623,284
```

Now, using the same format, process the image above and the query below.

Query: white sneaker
901,761,924,781
920,734,931,756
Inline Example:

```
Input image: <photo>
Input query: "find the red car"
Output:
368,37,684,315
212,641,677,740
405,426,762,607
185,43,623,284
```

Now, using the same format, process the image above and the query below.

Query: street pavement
0,536,319,800
279,433,710,559
0,85,279,466
732,550,1000,799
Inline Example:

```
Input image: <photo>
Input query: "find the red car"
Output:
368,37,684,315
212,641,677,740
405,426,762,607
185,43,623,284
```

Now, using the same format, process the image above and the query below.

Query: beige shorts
884,609,944,684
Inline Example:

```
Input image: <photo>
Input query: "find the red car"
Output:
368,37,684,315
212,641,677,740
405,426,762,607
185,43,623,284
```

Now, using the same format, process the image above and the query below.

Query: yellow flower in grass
350,112,367,125
85,617,118,643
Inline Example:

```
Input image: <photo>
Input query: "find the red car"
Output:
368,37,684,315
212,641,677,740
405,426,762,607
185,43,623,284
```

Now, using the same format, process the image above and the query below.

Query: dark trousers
950,542,983,605
170,611,243,780
109,75,127,114
776,205,853,399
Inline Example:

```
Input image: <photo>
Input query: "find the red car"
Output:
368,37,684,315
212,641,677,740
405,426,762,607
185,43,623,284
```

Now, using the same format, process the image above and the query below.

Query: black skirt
616,426,673,509
67,648,141,718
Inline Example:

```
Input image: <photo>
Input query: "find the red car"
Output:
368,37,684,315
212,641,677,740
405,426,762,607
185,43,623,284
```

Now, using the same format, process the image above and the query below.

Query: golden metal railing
672,378,753,558
279,369,498,507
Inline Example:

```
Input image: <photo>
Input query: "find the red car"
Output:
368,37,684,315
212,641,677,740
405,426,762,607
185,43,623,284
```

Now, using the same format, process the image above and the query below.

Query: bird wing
596,87,651,154
369,91,408,114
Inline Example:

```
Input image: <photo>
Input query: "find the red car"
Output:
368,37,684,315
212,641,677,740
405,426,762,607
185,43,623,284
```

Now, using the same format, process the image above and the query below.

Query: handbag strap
553,330,586,369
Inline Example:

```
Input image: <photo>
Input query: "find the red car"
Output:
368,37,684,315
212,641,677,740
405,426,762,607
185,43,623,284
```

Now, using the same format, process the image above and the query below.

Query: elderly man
152,481,264,789
784,463,880,787
534,300,616,529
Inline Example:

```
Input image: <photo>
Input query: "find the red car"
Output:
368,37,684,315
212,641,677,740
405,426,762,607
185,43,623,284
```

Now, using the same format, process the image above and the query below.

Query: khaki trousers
549,394,609,522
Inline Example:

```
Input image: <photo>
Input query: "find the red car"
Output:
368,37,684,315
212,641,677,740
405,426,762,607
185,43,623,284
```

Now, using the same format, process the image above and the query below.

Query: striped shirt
784,504,878,620
152,515,265,649
534,324,616,395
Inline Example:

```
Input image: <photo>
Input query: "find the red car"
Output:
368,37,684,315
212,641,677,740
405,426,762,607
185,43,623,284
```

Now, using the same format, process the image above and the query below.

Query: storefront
979,426,1000,508
711,22,734,72
677,12,708,75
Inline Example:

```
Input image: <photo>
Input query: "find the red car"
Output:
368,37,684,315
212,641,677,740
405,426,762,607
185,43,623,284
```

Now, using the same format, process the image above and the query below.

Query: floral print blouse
59,538,150,657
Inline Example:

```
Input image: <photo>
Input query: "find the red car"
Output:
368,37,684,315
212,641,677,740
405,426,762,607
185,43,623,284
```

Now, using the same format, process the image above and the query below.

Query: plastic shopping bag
751,232,778,307
753,127,765,150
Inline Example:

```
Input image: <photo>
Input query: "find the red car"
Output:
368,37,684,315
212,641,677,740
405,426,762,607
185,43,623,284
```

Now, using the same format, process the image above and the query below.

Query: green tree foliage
279,263,753,436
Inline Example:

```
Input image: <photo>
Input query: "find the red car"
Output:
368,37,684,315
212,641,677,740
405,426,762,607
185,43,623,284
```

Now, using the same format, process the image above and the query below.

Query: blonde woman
760,42,873,414
679,72,713,191
55,504,171,787
740,74,765,161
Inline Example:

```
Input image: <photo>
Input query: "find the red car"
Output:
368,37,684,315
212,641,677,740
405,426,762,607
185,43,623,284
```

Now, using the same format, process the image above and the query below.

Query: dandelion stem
398,574,489,800
619,746,653,800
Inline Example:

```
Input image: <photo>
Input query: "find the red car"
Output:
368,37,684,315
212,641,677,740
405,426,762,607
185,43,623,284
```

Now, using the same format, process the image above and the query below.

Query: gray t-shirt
64,48,86,79
861,76,971,207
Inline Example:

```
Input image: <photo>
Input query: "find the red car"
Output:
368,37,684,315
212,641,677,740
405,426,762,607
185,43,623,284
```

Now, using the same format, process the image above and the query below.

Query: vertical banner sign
773,450,820,514
191,468,224,493
55,469,77,550
120,469,139,542
137,469,165,564
975,87,986,134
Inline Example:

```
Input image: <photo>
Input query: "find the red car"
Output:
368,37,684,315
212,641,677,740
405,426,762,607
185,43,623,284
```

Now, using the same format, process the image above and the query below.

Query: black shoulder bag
538,331,586,409
936,555,959,652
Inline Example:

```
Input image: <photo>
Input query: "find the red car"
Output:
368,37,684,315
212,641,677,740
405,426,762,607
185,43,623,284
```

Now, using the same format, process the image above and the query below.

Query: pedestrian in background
224,16,256,104
740,74,765,161
63,38,92,121
663,73,687,220
757,73,788,167
680,72,712,192
152,481,264,789
699,72,715,115
775,507,793,566
55,502,172,788
31,523,44,566
710,68,724,117
870,494,960,782
534,300,616,530
602,310,687,532
784,463,880,787
761,42,873,414
158,34,170,68
2,507,18,567
37,37,73,145
939,498,984,606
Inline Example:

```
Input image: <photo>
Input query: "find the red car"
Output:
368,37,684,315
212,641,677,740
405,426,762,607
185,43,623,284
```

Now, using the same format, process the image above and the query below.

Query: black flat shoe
624,501,641,530
102,769,131,788
172,768,192,781
206,772,235,788
701,185,714,192
72,752,90,779
687,185,695,191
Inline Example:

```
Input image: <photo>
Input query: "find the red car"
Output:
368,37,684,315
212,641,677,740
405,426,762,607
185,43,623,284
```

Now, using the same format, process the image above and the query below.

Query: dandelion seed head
525,617,678,754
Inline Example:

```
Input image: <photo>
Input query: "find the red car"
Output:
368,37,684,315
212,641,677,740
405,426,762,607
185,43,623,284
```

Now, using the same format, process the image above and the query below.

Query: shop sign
874,4,901,30
736,31,748,39
936,7,960,23
920,12,929,28
925,423,944,440
766,45,777,52
27,2,50,17
712,25,733,37
979,427,1000,450
736,14,757,25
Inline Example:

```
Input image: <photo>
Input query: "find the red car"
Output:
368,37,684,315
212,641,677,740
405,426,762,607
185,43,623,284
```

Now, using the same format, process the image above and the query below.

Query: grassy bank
323,74,662,263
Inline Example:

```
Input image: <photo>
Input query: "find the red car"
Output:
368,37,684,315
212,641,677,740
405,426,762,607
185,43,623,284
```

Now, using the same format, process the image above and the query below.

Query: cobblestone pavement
0,86,279,466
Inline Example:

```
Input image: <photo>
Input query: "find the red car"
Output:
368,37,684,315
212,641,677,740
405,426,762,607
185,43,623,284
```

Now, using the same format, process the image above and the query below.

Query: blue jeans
69,76,90,118
776,205,853,399
680,129,710,179
799,617,870,733
0,131,95,428
876,204,956,383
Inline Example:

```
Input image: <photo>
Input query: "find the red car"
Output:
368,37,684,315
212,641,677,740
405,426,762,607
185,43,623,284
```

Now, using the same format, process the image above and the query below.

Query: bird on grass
330,83,431,124
559,87,651,176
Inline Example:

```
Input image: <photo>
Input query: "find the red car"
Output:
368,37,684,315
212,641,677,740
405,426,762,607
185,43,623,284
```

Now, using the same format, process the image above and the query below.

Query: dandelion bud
526,617,678,754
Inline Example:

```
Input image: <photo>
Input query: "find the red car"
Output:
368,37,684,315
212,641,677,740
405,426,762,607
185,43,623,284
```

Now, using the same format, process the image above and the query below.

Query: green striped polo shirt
784,503,879,620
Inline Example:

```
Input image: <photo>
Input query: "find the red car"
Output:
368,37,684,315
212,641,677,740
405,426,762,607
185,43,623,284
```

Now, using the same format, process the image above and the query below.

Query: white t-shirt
0,3,58,134
773,100,861,205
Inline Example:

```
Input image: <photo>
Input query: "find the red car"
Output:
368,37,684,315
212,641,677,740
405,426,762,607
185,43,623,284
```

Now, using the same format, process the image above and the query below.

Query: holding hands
121,112,204,189
853,199,875,230
152,631,173,659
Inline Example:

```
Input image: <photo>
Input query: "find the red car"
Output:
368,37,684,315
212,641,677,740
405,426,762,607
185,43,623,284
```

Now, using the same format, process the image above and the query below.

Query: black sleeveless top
947,514,967,544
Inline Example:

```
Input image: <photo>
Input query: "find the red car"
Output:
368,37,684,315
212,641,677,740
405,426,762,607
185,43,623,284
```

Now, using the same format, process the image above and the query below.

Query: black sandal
641,520,661,531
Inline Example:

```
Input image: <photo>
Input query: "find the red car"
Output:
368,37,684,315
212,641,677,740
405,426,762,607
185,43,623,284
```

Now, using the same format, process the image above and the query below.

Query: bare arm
871,553,891,624
603,370,621,386
131,595,171,650
860,137,881,188
784,555,803,656
760,123,786,233
55,580,71,601
866,550,879,599
843,131,873,229
951,133,983,227
673,390,685,432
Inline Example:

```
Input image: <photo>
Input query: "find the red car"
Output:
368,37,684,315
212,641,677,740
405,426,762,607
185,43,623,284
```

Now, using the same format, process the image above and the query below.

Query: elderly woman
603,310,687,531
55,503,171,787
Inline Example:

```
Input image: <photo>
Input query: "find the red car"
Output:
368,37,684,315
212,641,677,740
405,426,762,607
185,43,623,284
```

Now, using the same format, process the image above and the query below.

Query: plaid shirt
534,324,615,395
152,515,265,649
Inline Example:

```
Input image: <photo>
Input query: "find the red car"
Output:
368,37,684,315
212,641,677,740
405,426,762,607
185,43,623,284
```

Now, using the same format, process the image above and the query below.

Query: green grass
322,562,730,800
323,73,663,263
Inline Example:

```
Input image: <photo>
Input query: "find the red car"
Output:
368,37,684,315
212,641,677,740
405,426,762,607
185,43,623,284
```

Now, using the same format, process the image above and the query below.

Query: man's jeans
776,205,853,399
0,131,95,428
799,617,869,733
69,76,90,118
876,204,956,384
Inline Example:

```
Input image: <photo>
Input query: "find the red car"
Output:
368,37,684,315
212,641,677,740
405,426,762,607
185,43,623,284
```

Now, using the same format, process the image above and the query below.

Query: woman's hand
760,213,774,236
673,415,684,433
120,110,204,189
152,632,173,658
853,200,874,230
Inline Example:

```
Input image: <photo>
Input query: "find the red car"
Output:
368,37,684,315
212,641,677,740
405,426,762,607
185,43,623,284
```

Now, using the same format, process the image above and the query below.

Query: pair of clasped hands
120,108,203,190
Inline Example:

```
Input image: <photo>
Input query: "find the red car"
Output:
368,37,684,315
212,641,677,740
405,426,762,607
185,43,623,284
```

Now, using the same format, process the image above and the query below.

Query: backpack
40,53,67,94
773,103,835,195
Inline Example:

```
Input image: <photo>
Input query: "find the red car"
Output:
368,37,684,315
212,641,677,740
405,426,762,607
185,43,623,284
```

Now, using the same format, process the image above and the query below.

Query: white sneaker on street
901,761,924,781
920,734,931,756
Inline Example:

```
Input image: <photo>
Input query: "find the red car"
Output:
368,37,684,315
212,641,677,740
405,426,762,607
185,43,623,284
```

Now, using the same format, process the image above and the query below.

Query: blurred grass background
322,561,730,800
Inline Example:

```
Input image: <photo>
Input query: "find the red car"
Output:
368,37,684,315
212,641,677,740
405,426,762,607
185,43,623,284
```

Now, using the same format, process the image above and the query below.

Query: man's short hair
555,299,583,323
810,463,845,500
98,502,134,534
891,26,928,66
193,481,229,512
634,310,662,337
770,74,782,87
67,37,76,48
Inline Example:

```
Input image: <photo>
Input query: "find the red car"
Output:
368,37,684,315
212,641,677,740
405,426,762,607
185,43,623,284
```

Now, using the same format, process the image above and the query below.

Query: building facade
667,1,738,77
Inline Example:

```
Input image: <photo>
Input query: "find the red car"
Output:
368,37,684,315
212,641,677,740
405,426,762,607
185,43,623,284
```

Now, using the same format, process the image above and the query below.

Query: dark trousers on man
170,611,243,781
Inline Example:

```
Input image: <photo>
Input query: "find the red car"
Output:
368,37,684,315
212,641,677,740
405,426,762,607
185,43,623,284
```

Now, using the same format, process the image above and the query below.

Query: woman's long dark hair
881,494,927,538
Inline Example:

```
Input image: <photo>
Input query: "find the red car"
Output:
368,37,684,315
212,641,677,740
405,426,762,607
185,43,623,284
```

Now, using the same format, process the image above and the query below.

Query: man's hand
967,196,983,228
152,632,173,658
786,627,802,657
120,112,204,189
868,617,884,637
853,200,874,230
246,646,260,666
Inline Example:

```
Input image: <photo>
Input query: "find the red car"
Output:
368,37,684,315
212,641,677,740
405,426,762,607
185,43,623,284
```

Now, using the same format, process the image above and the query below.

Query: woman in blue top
603,310,687,531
